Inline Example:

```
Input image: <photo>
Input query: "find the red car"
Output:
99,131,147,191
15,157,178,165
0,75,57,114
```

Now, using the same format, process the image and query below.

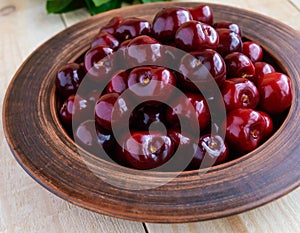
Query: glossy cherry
216,28,242,57
125,35,163,67
188,134,229,169
115,17,152,41
258,72,292,115
189,4,213,25
166,92,210,132
242,41,263,63
152,7,193,43
121,131,175,170
221,77,260,112
249,62,275,86
127,66,176,100
100,16,124,35
178,49,226,91
91,32,119,50
105,70,129,94
224,52,255,78
74,120,113,153
257,111,273,141
59,94,92,126
175,21,219,52
84,45,114,82
226,108,266,153
94,93,131,131
55,63,86,98
213,21,242,37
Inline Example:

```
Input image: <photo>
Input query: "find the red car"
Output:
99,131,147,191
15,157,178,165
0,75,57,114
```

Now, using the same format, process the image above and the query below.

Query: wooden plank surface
1,0,300,232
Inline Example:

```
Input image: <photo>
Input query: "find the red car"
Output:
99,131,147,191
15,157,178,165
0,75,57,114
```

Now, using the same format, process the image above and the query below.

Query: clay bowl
3,2,300,223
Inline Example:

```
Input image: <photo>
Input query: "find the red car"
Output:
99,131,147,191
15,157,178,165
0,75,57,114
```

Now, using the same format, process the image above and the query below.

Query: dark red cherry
74,120,113,153
166,92,210,132
127,66,176,100
129,101,170,132
224,52,255,78
55,63,86,98
100,16,124,35
249,62,275,86
125,35,163,67
168,131,198,171
242,41,263,63
257,111,273,141
121,131,175,170
175,21,219,52
179,49,226,91
213,21,242,37
91,32,119,50
59,94,92,126
117,39,132,52
74,120,128,165
115,17,151,41
258,72,292,115
189,4,213,25
105,70,129,94
94,93,131,131
152,7,193,43
226,108,266,153
221,78,260,112
216,28,242,57
188,134,229,170
84,45,114,82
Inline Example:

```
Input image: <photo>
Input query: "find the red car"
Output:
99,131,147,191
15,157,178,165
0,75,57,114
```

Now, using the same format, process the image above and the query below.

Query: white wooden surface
1,0,299,232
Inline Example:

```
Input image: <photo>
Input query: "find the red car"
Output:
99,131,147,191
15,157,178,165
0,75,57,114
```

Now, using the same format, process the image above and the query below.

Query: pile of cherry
55,4,292,171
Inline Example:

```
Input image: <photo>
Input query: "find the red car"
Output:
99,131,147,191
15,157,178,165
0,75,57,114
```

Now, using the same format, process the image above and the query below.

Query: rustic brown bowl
3,2,300,223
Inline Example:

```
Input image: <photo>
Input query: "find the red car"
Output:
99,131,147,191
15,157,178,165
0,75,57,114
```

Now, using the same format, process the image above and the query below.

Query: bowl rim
3,2,300,223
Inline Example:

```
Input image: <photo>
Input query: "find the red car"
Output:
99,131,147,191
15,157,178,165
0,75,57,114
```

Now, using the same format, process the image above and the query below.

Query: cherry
121,131,175,170
242,41,263,63
249,62,275,86
188,134,229,169
188,4,213,25
55,63,86,98
115,17,152,41
127,66,176,100
258,72,292,115
175,21,219,52
125,35,164,67
168,131,198,170
221,78,260,112
91,32,119,50
105,70,129,94
94,93,131,131
178,49,226,91
226,108,266,153
74,120,113,153
117,39,132,52
166,92,210,132
213,21,242,37
152,7,193,43
129,101,170,132
59,94,92,126
224,52,255,78
100,16,124,35
84,45,114,83
216,28,242,57
257,111,273,141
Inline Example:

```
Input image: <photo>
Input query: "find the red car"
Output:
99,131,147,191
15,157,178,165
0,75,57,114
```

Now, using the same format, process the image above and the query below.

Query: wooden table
1,0,299,232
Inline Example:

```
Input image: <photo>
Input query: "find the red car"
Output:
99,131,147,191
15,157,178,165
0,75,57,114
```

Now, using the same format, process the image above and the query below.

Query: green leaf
85,0,122,15
46,0,86,14
92,0,110,7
